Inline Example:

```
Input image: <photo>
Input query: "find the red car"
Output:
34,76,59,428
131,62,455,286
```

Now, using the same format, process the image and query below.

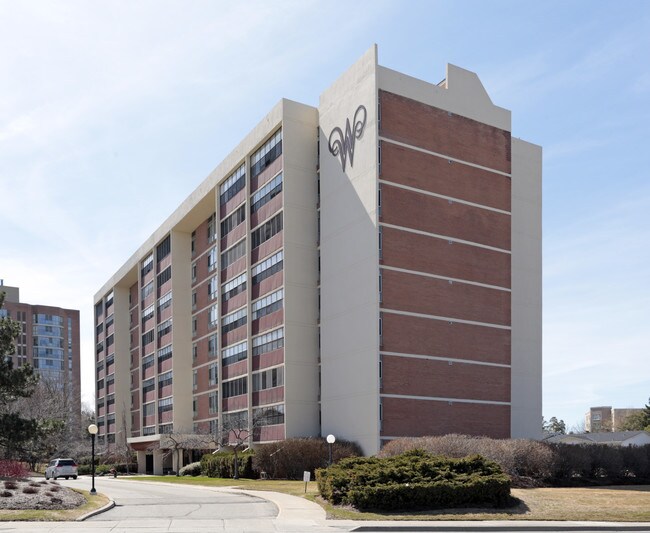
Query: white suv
45,458,78,480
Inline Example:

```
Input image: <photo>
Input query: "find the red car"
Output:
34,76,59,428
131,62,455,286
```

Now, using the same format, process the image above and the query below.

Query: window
222,307,247,334
191,231,196,256
158,345,172,362
207,247,218,272
251,213,282,248
207,213,216,243
219,164,246,205
252,328,284,356
208,363,218,386
251,172,282,213
221,205,245,238
193,343,198,361
208,334,218,358
141,254,154,280
222,377,247,398
208,305,218,328
250,129,282,178
208,277,218,300
159,423,173,434
252,251,283,285
158,291,172,313
158,397,173,415
222,273,247,301
142,378,155,395
192,263,197,283
252,289,283,320
209,419,218,435
254,405,284,426
142,354,154,373
141,281,154,302
157,319,172,338
104,291,114,311
252,366,284,391
222,341,247,366
209,391,218,414
142,330,154,348
143,402,155,416
193,370,197,390
157,235,171,262
142,305,154,325
221,240,246,269
143,426,155,436
157,266,171,287
158,370,173,388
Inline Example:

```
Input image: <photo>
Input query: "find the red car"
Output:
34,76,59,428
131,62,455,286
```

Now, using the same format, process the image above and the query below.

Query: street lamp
326,434,336,466
88,424,98,495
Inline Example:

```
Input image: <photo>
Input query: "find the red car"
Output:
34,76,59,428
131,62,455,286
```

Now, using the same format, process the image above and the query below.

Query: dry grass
127,476,650,522
0,489,110,521
317,486,650,522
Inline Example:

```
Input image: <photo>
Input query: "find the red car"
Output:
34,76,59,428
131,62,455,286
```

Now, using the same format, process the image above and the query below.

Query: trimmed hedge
201,451,256,479
316,449,511,511
253,437,362,479
179,461,202,476
78,463,138,475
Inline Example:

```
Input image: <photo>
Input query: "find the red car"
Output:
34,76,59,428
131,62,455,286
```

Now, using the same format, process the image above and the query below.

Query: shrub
317,449,511,511
3,481,18,490
179,461,202,476
0,490,12,497
0,460,29,478
22,486,39,494
253,437,362,479
380,435,554,485
201,451,256,479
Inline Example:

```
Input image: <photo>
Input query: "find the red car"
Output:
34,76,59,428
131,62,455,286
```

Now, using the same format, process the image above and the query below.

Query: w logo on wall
328,105,367,172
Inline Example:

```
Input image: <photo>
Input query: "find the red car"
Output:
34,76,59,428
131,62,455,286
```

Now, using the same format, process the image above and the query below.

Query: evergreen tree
0,292,40,457
620,399,650,431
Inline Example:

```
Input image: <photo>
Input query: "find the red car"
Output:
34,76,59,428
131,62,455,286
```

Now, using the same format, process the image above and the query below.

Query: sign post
303,470,311,493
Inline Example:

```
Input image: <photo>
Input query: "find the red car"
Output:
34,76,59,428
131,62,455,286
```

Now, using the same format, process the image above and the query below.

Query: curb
351,526,650,532
76,497,115,521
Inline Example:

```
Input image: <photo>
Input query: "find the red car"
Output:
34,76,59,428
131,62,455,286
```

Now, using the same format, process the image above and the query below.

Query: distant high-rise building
94,46,542,474
0,281,81,422
585,406,643,432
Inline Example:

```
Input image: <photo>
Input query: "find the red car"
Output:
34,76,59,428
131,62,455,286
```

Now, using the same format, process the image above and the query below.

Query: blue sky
1,0,649,430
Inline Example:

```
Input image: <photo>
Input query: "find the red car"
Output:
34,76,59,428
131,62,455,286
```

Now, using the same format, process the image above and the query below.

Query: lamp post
326,434,336,466
88,424,98,495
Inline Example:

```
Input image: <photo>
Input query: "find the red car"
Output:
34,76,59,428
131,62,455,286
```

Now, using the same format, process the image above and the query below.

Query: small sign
303,471,311,483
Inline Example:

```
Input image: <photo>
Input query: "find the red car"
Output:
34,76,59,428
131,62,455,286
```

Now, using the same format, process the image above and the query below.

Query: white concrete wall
170,230,193,433
319,46,381,454
510,137,543,439
282,101,321,438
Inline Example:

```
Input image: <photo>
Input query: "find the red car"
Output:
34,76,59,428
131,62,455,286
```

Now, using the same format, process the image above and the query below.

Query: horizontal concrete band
381,351,511,369
381,393,511,406
380,179,511,215
379,136,512,178
381,223,511,254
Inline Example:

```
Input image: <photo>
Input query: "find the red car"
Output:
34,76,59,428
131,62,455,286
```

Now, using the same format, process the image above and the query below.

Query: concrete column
137,451,147,474
153,449,164,475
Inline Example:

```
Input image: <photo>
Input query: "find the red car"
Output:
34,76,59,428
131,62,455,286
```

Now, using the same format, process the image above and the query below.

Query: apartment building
94,46,542,473
585,406,643,432
0,281,81,425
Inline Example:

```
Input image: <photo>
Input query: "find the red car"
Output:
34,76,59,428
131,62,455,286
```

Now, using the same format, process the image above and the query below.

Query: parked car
45,458,78,480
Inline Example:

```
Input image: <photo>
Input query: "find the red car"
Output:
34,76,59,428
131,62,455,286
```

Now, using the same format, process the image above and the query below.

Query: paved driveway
67,475,277,520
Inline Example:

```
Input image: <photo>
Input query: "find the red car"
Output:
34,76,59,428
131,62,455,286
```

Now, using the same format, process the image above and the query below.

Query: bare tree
160,430,216,475
217,407,280,479
12,376,81,467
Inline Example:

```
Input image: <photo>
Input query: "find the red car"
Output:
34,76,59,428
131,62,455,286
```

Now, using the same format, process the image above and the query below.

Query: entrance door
145,454,153,475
